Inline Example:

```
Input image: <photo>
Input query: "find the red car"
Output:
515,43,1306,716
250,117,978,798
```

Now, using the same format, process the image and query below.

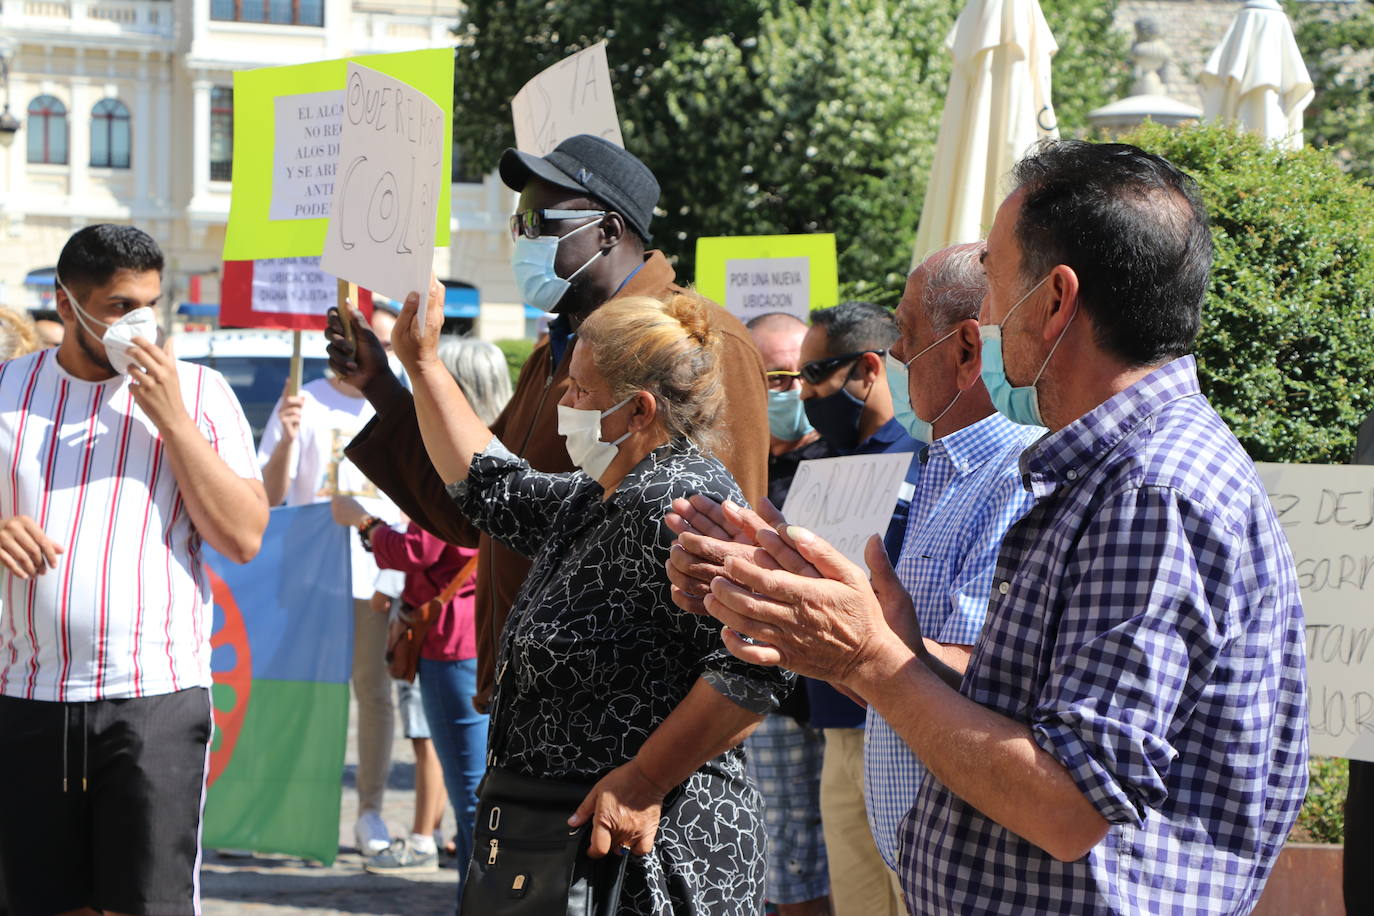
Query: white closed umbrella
911,0,1059,267
1200,0,1313,150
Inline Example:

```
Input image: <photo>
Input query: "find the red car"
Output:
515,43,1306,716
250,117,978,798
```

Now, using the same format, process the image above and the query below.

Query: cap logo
577,168,593,185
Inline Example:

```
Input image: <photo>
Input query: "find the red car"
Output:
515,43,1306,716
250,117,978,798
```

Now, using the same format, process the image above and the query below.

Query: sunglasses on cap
508,208,607,241
799,350,885,385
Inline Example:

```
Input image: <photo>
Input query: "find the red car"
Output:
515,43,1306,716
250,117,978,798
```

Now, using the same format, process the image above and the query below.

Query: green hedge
1120,123,1374,465
494,338,537,388
1122,124,1374,846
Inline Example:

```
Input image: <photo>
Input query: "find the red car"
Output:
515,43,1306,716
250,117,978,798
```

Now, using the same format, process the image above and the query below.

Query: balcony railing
2,0,175,40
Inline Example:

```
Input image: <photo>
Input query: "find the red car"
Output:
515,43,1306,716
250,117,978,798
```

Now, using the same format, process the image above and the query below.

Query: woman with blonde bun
392,279,786,914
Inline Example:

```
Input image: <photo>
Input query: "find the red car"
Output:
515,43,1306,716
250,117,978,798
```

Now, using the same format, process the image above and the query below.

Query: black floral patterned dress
448,437,790,915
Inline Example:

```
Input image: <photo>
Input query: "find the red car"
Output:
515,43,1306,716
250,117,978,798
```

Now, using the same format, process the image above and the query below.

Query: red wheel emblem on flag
207,566,253,788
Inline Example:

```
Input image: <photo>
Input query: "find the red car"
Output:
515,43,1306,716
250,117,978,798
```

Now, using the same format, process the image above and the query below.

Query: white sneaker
354,810,391,856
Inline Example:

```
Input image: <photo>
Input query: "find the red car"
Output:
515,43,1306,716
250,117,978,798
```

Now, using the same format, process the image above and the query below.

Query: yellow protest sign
222,48,453,261
694,234,839,323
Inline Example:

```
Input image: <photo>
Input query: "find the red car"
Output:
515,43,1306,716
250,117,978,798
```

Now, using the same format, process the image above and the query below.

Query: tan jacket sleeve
712,324,770,511
345,393,483,547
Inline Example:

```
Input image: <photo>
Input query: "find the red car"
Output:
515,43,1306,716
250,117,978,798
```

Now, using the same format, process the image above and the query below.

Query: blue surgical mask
804,385,867,451
885,328,959,444
979,275,1072,427
510,219,602,313
767,388,813,442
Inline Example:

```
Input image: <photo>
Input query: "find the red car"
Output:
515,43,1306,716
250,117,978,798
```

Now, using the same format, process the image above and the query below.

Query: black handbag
461,766,629,915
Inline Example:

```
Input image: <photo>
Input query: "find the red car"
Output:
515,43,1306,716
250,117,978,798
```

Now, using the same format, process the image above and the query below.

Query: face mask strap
1031,305,1077,387
58,276,104,341
999,272,1051,329
902,326,959,369
558,218,605,284
926,388,961,429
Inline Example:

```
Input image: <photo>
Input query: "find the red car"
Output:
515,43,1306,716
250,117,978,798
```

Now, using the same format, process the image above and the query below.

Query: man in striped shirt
863,245,1042,873
0,225,268,916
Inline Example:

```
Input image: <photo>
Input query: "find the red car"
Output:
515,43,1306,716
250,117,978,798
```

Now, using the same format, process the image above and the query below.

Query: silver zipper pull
488,838,499,865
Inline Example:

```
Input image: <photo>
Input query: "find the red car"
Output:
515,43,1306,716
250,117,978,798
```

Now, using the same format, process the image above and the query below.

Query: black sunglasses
508,208,606,241
799,349,885,385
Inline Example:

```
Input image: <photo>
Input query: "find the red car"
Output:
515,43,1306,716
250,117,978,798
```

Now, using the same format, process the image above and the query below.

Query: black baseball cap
499,135,659,243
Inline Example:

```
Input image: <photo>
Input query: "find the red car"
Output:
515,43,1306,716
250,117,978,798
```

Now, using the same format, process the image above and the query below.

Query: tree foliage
453,0,1125,306
1292,0,1374,182
1121,122,1374,464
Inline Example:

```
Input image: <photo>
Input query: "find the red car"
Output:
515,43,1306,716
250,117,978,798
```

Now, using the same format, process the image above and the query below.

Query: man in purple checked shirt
696,139,1309,915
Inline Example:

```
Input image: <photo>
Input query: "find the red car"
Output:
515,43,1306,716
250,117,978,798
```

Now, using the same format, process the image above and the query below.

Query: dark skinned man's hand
324,303,390,393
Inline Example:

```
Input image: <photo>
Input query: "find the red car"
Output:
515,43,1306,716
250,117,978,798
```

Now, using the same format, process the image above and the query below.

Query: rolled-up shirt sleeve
446,439,581,559
1029,485,1229,827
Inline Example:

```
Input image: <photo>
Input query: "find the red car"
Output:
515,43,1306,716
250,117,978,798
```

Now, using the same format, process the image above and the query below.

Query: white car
173,329,333,444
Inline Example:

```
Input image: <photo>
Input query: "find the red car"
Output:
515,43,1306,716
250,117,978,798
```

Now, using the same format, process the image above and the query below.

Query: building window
27,95,68,165
210,86,233,182
91,98,132,169
210,0,323,26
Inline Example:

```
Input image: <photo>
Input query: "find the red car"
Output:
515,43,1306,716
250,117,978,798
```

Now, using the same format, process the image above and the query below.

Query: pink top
370,523,477,661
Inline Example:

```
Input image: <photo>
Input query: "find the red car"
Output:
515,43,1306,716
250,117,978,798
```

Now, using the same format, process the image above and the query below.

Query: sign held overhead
320,62,445,324
512,41,624,156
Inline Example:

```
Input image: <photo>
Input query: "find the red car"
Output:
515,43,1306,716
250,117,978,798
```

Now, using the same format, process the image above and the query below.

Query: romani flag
221,257,374,330
202,503,353,864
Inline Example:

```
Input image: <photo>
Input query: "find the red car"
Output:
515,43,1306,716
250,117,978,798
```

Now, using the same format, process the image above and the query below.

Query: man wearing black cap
327,135,769,714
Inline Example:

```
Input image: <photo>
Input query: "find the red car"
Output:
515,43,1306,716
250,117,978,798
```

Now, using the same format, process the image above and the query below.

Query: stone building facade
0,0,527,339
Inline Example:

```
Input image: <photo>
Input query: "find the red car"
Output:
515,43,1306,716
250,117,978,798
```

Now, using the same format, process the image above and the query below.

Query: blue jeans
417,657,487,895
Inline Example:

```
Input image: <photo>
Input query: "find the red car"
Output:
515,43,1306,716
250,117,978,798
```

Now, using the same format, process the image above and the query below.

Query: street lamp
0,39,20,138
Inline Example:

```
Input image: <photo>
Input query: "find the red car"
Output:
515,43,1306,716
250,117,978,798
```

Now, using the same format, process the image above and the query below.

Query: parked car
174,329,331,445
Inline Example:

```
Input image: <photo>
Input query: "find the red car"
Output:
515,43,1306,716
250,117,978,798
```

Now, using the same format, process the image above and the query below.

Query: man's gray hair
437,336,513,426
922,244,986,332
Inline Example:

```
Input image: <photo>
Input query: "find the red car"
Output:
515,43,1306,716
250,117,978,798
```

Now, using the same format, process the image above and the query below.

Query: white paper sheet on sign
251,257,338,315
780,452,915,570
1257,462,1374,762
321,63,444,325
512,42,624,156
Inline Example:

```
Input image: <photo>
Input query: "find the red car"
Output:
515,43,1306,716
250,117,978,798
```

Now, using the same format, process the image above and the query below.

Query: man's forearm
921,640,974,690
162,417,269,564
361,367,410,415
633,678,763,794
856,635,1110,862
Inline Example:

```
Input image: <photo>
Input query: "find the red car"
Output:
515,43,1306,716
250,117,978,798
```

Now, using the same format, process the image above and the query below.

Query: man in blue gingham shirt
863,244,1042,868
700,140,1308,916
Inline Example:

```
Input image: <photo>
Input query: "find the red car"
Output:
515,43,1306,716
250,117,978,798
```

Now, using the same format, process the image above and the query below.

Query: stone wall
1110,0,1356,111
1112,0,1237,110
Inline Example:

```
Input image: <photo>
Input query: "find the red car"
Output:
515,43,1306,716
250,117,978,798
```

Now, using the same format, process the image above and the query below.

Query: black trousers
1347,759,1374,911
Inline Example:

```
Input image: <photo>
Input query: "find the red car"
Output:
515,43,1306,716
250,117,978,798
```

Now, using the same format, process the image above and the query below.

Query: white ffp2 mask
59,275,161,376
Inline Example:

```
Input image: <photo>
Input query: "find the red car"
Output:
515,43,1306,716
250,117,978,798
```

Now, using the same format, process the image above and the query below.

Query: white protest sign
781,452,915,569
321,62,444,323
724,257,811,322
250,257,337,315
1258,462,1374,761
270,90,345,221
512,41,623,156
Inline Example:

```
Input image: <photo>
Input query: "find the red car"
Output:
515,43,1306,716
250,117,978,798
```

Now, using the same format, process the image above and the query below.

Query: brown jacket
346,250,769,710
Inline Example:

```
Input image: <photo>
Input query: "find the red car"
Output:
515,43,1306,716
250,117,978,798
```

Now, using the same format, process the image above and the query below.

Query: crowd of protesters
0,132,1318,916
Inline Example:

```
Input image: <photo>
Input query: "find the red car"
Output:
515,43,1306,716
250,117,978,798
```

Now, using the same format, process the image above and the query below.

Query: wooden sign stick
336,278,357,348
287,330,303,397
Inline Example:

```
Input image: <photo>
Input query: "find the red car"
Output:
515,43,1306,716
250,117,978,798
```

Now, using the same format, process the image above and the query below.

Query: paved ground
200,693,461,915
